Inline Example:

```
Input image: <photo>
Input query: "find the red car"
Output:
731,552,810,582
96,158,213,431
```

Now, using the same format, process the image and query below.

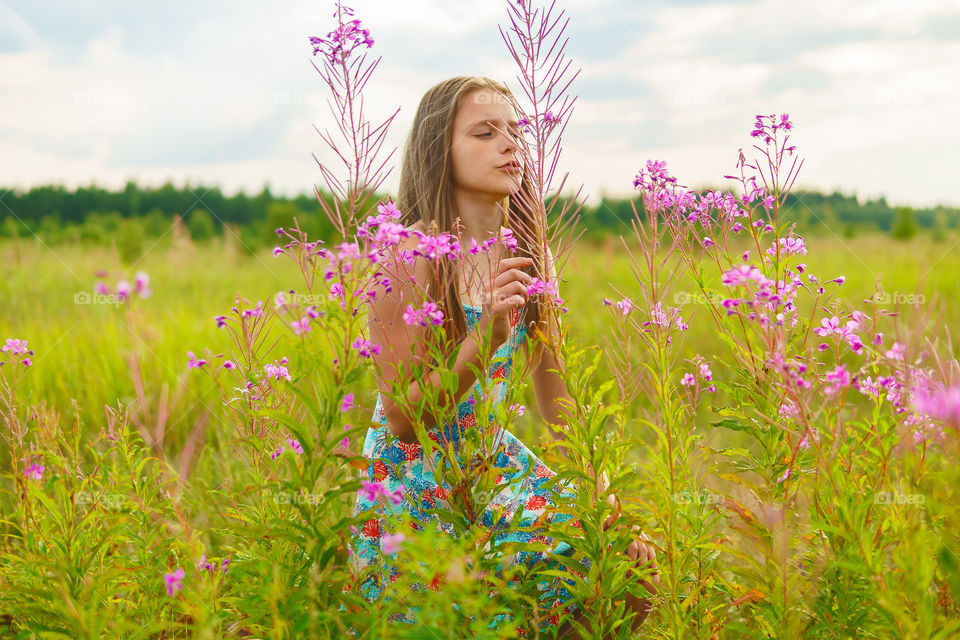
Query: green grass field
2,229,959,637
0,235,960,440
2,230,957,448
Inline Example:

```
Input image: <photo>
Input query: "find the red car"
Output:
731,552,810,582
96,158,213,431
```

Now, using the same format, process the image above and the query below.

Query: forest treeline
0,181,955,258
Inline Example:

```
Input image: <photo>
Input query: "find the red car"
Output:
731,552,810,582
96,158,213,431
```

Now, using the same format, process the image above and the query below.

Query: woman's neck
454,192,505,243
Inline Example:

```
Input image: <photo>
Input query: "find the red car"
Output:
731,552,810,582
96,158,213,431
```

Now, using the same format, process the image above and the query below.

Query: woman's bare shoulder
407,220,426,235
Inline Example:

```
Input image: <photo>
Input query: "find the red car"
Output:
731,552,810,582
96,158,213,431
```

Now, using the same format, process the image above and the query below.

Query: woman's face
450,89,525,200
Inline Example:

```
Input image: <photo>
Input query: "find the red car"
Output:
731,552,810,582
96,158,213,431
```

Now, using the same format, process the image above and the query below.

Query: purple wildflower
351,337,382,358
291,317,312,335
264,358,292,381
402,302,445,327
187,351,207,369
501,228,518,251
24,463,44,480
382,532,406,555
2,338,29,355
824,364,852,395
164,568,185,596
614,297,634,316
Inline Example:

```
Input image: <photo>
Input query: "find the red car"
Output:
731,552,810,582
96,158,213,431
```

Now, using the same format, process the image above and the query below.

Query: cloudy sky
1,0,958,208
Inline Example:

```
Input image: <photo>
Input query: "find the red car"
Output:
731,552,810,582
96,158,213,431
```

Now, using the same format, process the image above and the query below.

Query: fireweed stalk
606,114,960,637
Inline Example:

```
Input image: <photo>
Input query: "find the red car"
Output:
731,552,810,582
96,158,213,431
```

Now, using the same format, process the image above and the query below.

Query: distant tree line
0,182,956,254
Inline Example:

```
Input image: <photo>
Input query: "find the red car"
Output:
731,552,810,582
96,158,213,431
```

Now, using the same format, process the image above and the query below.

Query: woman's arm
531,341,573,451
370,237,533,444
527,246,576,460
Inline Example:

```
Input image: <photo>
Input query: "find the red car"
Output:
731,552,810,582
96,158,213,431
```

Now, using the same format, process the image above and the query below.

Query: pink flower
2,338,29,355
913,382,960,427
263,358,292,381
885,342,904,361
649,303,669,327
341,392,355,412
270,444,285,460
510,404,525,417
813,316,840,337
779,401,799,420
351,337,382,358
766,236,806,257
197,554,215,572
526,278,559,298
164,568,185,596
187,351,207,369
286,438,303,454
291,317,312,335
614,297,634,316
134,271,152,298
824,364,852,395
242,301,264,317
381,532,406,555
360,480,404,505
500,228,518,251
680,373,696,386
24,463,44,480
699,363,713,381
721,264,769,288
402,302,444,327
413,232,460,261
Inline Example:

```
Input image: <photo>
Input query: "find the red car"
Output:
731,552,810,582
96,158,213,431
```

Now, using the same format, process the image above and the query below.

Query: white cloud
0,0,958,208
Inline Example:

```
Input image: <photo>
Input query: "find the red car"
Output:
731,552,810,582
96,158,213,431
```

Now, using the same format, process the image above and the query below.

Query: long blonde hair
396,76,550,364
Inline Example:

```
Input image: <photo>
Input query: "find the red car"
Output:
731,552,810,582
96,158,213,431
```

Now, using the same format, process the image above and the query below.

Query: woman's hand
597,470,659,626
598,470,621,530
477,255,534,347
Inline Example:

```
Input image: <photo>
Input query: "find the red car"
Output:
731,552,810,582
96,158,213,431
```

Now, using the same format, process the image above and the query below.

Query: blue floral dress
347,303,591,634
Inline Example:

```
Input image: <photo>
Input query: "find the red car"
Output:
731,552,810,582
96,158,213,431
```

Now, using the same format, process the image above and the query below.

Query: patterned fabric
347,304,591,634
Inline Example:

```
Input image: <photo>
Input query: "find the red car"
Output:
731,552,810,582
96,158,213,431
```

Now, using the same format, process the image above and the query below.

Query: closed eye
477,132,522,139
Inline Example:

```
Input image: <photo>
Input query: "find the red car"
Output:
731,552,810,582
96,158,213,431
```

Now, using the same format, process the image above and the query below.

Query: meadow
2,230,957,447
1,227,958,638
2,0,959,636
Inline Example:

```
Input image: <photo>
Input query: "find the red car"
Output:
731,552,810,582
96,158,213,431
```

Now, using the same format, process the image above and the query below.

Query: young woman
349,76,657,636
